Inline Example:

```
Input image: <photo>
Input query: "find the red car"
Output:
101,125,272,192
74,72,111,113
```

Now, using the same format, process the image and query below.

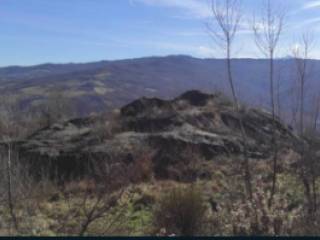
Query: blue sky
1,0,320,66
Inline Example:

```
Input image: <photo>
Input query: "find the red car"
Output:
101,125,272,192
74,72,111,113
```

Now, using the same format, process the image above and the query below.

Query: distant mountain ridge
0,55,319,117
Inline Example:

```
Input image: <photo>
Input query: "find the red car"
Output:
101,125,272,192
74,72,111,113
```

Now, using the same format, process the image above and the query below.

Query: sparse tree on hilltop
253,0,286,206
208,0,253,199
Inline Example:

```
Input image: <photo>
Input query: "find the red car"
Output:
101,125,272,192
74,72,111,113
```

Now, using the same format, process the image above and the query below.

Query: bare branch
252,0,287,207
207,0,253,199
291,31,315,135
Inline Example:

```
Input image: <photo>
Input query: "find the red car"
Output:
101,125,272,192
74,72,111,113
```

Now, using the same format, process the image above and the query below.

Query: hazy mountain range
0,55,319,117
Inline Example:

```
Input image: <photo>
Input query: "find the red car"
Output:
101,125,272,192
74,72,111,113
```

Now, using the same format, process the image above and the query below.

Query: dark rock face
178,90,212,106
18,90,300,181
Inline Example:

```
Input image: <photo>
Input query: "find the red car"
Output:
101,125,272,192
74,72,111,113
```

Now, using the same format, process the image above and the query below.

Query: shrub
231,178,302,236
153,185,207,236
291,211,320,236
129,152,154,183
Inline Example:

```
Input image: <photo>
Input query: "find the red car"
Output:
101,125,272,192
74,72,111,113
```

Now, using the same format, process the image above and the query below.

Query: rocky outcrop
18,90,300,181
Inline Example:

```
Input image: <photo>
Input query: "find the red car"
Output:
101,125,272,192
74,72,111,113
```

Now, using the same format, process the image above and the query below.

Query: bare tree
0,96,22,233
252,0,286,206
300,99,320,215
291,32,316,214
0,95,51,235
207,0,242,106
310,94,320,212
50,151,138,236
291,32,314,136
207,0,252,199
38,88,76,127
77,182,127,236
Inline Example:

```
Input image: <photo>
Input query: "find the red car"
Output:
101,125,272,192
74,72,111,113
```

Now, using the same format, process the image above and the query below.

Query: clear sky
1,0,320,66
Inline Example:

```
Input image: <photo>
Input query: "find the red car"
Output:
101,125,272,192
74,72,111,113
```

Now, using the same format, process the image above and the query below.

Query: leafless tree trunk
6,143,18,231
275,63,285,120
289,84,300,130
292,32,314,136
308,95,320,213
312,94,320,133
208,0,252,199
0,97,22,233
253,0,286,206
292,32,315,213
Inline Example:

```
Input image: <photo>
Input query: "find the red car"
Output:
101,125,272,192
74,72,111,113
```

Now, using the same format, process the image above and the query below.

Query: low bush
231,178,302,236
153,185,207,236
129,152,154,183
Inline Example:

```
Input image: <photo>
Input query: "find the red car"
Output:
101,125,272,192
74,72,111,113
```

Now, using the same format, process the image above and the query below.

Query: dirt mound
18,90,300,181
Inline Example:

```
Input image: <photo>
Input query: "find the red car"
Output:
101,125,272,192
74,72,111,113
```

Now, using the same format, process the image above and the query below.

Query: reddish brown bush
153,185,207,236
129,152,154,183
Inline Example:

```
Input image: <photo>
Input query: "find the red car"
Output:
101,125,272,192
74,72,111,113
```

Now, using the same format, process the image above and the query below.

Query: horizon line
1,54,320,68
